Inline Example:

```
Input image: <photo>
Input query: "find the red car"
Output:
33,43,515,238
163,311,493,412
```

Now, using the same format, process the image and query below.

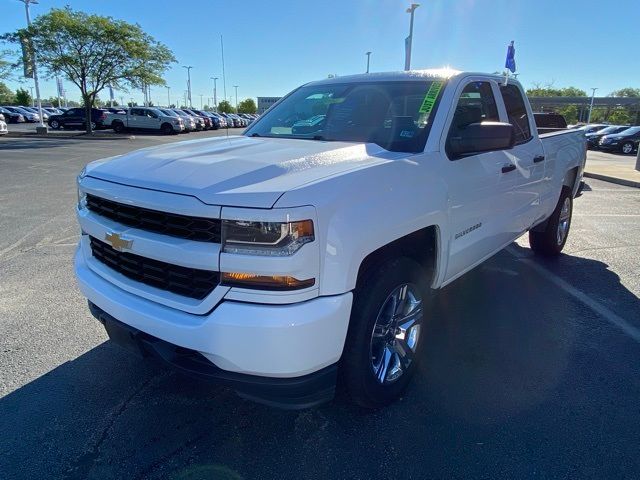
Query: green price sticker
418,81,444,114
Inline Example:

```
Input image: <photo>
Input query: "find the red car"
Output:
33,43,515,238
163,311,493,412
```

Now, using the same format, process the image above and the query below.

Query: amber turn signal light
221,272,315,291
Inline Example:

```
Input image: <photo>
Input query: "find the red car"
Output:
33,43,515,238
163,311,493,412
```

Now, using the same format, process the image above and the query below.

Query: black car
0,106,25,123
598,126,640,154
585,125,630,149
48,107,109,130
191,110,220,129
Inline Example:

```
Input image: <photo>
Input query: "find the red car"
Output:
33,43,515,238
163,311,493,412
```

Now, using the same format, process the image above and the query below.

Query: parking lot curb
584,171,640,188
4,131,135,140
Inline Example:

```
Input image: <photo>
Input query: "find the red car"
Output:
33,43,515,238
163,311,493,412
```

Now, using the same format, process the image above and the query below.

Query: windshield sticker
418,81,444,114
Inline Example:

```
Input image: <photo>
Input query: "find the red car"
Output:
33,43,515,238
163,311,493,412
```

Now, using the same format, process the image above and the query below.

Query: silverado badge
105,232,133,252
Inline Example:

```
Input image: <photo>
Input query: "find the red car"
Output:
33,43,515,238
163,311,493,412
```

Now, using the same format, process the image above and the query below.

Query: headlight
222,219,314,256
77,187,87,209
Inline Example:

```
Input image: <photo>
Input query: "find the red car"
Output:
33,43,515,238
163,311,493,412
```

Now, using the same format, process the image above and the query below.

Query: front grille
90,237,219,299
86,194,221,243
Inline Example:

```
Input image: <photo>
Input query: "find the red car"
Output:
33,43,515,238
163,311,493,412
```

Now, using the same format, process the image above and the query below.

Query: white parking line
506,246,640,344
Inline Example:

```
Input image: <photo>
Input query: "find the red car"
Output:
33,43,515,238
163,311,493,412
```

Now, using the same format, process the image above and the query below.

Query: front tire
529,186,573,256
49,120,60,129
621,141,634,155
161,123,173,135
112,121,125,133
341,257,429,408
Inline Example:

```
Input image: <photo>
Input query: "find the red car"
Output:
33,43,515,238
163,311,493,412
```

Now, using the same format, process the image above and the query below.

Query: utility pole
220,36,227,105
587,87,598,124
20,0,45,129
199,94,203,110
365,51,372,73
404,3,420,71
211,76,218,110
166,86,171,107
30,86,34,106
182,65,193,107
233,85,239,113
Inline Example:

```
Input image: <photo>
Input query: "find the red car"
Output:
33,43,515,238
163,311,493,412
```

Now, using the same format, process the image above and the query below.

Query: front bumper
74,247,352,405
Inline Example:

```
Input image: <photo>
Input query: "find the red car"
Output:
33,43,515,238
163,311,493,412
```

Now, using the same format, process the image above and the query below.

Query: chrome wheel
557,196,571,245
90,122,97,130
622,142,633,154
370,283,423,385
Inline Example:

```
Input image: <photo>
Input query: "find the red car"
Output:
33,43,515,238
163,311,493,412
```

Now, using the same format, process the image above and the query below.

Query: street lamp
587,87,598,124
210,76,219,110
365,51,372,73
182,65,193,107
166,86,171,107
233,85,239,113
19,0,45,128
30,86,34,106
404,3,420,71
199,94,203,110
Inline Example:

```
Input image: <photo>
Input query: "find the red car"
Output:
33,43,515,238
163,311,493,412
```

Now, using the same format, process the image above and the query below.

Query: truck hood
86,135,403,208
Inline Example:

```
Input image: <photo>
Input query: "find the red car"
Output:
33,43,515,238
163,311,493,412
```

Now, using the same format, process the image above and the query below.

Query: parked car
209,112,227,128
21,106,49,121
75,70,587,409
0,113,8,135
43,107,63,116
598,126,640,154
47,107,109,130
104,107,184,134
169,109,198,132
578,124,609,135
191,109,220,129
183,109,212,130
585,125,629,149
2,106,39,122
0,106,25,123
181,109,207,130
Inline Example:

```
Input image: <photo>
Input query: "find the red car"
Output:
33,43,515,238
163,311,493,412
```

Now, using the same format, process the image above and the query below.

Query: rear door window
500,84,532,144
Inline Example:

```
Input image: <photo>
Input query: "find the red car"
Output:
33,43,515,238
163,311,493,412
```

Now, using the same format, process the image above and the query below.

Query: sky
1,0,639,106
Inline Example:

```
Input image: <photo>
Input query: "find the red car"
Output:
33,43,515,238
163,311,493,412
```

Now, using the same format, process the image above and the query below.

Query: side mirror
448,122,515,158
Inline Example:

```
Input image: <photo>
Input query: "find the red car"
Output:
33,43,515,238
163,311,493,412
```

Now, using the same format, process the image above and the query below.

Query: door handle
501,164,516,173
533,155,546,163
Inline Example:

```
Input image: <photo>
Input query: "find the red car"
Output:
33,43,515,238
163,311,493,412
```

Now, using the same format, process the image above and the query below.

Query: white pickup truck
75,69,586,409
104,107,184,134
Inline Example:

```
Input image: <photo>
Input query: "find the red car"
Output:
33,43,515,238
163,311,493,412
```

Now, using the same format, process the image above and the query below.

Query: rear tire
621,141,634,155
341,257,429,409
529,186,573,257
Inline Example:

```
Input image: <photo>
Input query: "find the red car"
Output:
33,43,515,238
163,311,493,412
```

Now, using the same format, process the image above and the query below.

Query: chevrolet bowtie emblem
105,232,133,251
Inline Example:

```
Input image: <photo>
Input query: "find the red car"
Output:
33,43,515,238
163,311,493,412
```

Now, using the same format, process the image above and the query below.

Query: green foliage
557,105,579,125
0,81,15,104
607,108,633,125
2,7,175,132
217,100,233,113
15,87,31,106
610,88,640,98
237,98,257,114
526,85,587,97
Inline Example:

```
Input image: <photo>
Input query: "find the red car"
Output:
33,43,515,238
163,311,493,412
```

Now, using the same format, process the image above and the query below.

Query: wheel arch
355,225,440,291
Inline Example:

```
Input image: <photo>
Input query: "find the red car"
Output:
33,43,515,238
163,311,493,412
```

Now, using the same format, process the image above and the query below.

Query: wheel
529,186,573,256
112,121,125,133
621,141,634,155
341,257,429,408
90,122,97,130
49,120,60,129
161,123,173,135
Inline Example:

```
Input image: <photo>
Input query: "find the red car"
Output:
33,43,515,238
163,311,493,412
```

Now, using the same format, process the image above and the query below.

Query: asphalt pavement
1,136,639,479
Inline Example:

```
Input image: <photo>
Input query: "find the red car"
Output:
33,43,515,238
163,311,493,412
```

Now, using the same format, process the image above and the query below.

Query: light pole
587,87,598,124
182,65,193,107
404,3,420,71
30,86,34,106
210,76,218,110
233,85,239,113
166,86,171,107
19,0,45,128
199,94,203,110
365,51,372,73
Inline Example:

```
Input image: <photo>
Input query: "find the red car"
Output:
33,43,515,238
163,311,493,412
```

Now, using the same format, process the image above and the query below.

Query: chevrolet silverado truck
75,69,586,409
104,107,185,134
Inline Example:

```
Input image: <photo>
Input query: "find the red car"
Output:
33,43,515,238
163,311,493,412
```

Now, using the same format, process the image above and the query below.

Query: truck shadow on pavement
2,249,640,479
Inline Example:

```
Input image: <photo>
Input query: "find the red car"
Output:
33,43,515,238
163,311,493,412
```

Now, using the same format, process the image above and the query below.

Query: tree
526,85,587,97
237,98,257,114
0,81,15,104
610,88,640,98
218,99,233,113
557,105,579,125
2,7,175,133
15,87,31,106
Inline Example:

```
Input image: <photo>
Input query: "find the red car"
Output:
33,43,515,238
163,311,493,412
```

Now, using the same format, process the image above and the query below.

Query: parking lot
1,134,639,479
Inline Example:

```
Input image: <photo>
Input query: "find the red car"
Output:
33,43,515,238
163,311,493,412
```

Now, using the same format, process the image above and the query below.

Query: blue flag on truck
505,41,516,73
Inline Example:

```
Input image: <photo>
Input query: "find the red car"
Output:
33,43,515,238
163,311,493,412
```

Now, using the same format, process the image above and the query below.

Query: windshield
619,126,640,135
245,80,445,153
593,126,623,135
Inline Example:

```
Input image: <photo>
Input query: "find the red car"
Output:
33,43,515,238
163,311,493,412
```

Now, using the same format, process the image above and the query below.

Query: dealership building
257,97,281,114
